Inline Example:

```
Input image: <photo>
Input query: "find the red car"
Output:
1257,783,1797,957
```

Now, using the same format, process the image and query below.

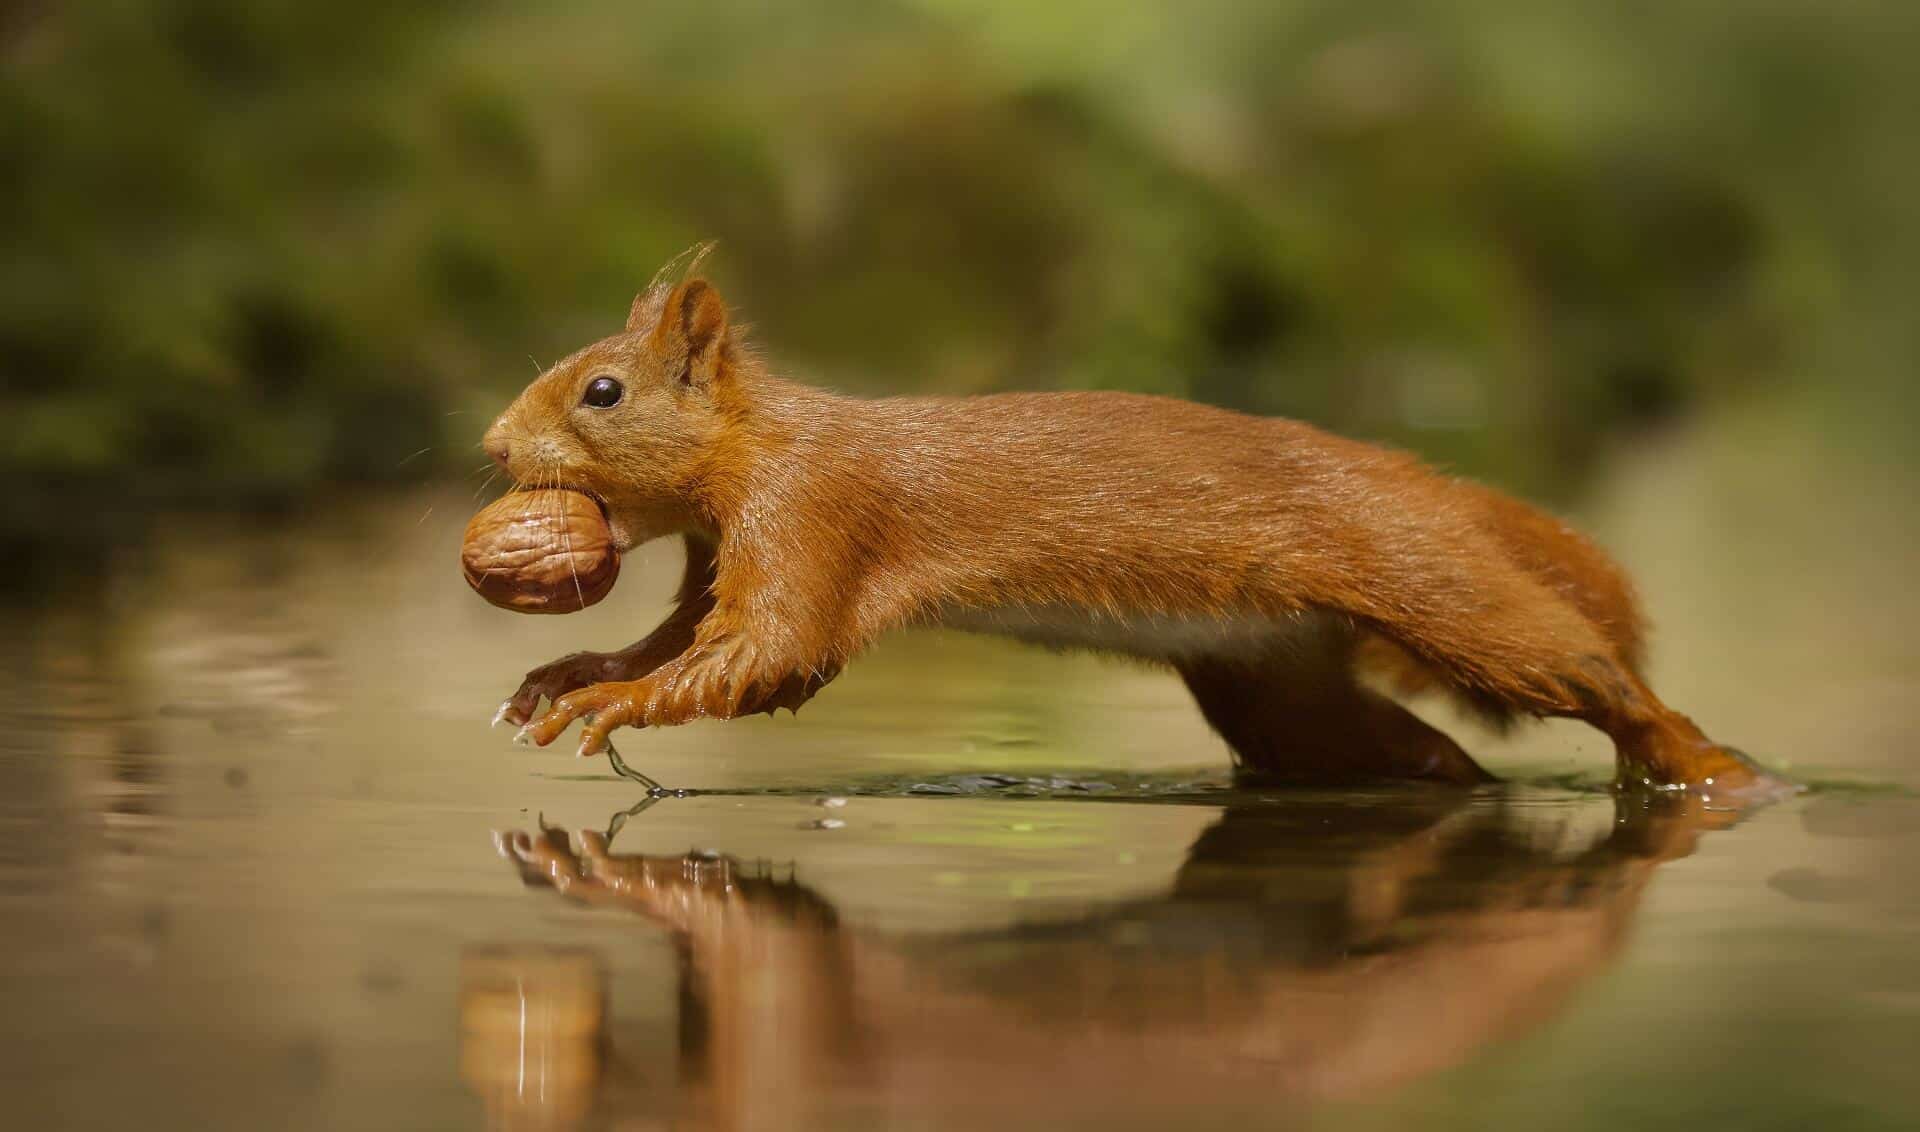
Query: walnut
462,490,620,614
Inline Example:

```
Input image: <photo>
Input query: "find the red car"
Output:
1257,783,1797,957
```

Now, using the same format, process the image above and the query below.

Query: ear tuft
626,242,716,333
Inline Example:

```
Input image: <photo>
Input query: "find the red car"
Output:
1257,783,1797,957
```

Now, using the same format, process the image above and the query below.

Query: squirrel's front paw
519,680,647,757
495,652,614,729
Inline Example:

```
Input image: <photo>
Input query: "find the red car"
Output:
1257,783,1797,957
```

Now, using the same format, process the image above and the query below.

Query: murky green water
3,426,1917,1130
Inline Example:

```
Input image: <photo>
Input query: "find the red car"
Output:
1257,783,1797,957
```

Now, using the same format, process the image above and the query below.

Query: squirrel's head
483,257,745,551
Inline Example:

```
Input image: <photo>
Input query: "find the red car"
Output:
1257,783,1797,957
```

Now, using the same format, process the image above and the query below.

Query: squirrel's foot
1614,743,1797,807
521,679,648,757
496,651,620,729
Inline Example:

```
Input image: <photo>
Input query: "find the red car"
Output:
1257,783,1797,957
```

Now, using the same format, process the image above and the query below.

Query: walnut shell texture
462,490,620,614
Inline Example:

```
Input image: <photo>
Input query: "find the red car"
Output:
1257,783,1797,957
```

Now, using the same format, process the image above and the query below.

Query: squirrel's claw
522,680,644,753
496,651,617,738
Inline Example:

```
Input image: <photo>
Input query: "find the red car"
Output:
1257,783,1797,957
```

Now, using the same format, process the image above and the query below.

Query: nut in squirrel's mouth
505,483,628,552
506,482,609,513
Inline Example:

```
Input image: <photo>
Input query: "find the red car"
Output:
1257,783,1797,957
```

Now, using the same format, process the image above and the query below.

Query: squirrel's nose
483,431,511,472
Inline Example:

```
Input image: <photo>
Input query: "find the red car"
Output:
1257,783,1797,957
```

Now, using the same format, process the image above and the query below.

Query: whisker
472,470,500,503
516,463,554,518
397,446,433,468
557,492,587,612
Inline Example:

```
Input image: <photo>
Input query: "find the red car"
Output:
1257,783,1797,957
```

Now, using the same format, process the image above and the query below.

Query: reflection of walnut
459,946,606,1128
462,490,619,613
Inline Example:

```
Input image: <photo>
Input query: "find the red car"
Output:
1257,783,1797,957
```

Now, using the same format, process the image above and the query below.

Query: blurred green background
3,0,1916,541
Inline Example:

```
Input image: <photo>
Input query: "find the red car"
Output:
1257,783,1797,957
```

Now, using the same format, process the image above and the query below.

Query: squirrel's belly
935,602,1337,663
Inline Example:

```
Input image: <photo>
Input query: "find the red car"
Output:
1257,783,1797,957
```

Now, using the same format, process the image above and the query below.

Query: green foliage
2,0,1914,532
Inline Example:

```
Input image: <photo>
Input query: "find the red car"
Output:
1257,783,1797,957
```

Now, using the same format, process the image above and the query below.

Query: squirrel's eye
581,376,623,409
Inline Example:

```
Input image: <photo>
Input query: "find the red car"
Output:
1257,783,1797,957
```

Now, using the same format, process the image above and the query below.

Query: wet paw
521,680,646,757
1617,745,1799,807
495,651,612,728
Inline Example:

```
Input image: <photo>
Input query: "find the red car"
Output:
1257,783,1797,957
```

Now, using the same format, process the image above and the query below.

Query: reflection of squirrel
484,252,1774,795
495,794,1722,1121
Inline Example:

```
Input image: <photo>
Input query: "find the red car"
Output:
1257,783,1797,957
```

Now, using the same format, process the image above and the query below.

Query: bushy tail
1354,484,1648,727
1464,484,1648,673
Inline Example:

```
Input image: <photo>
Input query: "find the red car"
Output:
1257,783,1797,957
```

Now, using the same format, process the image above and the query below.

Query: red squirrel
482,255,1778,798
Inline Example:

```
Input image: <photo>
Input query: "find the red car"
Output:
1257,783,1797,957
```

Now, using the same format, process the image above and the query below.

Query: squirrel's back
734,385,1649,694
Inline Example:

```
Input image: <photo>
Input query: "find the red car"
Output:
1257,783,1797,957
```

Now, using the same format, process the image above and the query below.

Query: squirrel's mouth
500,482,669,555
507,481,609,514
571,487,636,554
505,482,626,549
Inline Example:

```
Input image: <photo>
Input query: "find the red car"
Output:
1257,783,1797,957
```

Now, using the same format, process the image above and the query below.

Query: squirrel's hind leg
1348,566,1785,799
1394,623,1788,799
1177,652,1494,786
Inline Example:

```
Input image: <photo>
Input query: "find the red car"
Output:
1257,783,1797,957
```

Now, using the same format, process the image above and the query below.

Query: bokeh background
5,0,1916,546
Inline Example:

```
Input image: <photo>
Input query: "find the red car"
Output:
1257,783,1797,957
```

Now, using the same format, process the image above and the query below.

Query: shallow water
3,441,1918,1129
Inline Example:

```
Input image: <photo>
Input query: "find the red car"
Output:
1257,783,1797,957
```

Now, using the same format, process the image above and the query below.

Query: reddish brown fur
484,260,1778,796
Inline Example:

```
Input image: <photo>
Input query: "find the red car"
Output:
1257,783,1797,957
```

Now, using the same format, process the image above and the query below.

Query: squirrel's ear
650,279,730,389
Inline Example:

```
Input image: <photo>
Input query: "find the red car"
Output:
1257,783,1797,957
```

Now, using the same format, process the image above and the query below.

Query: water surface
2,440,1916,1129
